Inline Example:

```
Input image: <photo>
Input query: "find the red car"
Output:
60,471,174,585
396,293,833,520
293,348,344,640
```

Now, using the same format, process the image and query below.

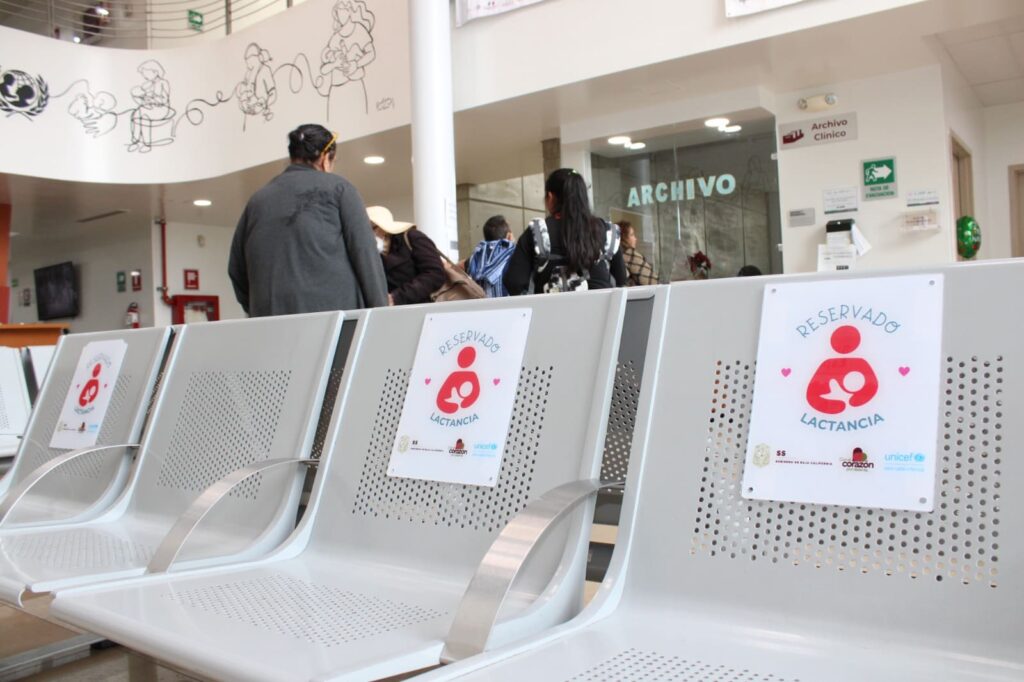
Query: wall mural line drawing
0,0,385,153
317,0,376,116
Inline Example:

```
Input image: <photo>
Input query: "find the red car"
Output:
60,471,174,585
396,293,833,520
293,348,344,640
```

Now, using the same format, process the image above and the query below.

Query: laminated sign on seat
49,340,127,450
742,274,944,511
389,309,531,487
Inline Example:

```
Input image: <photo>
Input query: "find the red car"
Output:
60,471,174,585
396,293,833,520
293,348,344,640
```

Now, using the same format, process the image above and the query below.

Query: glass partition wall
592,117,782,281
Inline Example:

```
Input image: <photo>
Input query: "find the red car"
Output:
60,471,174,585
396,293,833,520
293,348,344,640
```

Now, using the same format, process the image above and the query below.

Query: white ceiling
6,0,1024,253
938,15,1024,106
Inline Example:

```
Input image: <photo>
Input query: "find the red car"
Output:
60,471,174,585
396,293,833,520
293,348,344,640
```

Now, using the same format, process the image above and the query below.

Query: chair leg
128,651,159,681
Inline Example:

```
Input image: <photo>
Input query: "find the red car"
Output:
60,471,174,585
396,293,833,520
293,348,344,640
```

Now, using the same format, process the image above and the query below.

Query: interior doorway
1011,164,1024,258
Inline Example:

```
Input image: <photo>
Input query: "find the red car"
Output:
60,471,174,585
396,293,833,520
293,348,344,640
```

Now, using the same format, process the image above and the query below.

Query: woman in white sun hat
367,205,445,305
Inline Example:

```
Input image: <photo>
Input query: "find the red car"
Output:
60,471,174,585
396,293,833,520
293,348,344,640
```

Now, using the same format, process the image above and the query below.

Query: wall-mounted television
34,261,79,321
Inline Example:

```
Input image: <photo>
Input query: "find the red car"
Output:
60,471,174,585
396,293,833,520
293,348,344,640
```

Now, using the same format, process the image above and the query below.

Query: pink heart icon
424,377,432,385
493,378,501,386
781,368,792,377
899,366,910,376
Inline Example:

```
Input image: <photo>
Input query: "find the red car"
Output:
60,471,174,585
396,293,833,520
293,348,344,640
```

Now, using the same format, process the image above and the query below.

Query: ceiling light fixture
607,136,632,146
95,5,110,16
72,35,81,43
720,124,742,133
704,117,730,128
193,199,212,207
627,142,647,150
363,155,385,165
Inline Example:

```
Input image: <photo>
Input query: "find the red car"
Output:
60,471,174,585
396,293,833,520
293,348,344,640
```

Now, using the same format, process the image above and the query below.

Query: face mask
376,236,386,253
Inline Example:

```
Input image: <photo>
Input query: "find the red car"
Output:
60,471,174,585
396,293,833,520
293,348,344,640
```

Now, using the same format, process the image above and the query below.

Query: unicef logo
914,453,925,463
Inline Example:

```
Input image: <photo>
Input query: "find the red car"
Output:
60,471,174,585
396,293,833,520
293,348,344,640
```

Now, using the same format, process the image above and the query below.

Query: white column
408,0,459,258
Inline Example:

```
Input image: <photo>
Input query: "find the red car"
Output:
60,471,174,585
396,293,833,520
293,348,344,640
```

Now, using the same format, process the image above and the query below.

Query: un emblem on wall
0,68,49,119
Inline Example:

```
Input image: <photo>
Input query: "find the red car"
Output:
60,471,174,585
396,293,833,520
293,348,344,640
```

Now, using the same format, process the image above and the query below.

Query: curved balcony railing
0,0,291,46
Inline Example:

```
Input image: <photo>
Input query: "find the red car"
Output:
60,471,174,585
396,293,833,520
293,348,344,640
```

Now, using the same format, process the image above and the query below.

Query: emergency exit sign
188,9,203,30
863,157,897,200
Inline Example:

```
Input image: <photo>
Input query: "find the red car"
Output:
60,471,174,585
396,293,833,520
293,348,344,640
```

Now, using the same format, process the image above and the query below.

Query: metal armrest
0,443,139,526
146,458,317,574
441,478,624,664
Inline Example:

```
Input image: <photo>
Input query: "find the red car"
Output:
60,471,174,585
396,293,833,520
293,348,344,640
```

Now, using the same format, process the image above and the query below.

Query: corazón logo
841,447,874,471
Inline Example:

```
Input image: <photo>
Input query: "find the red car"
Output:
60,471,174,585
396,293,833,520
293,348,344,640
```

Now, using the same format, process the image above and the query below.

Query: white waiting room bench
0,346,33,464
51,287,669,682
0,311,349,606
418,259,1024,682
0,328,170,526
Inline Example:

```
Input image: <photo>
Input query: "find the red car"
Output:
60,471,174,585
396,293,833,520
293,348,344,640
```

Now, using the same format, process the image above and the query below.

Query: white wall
776,66,956,273
150,221,246,327
984,102,1024,260
9,227,155,332
450,0,925,110
939,43,990,255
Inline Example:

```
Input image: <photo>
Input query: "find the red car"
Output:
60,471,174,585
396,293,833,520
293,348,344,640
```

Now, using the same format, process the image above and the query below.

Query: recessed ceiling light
364,155,385,165
95,6,110,15
193,199,212,207
607,136,632,146
720,124,742,133
627,142,646,150
705,117,730,128
72,35,81,43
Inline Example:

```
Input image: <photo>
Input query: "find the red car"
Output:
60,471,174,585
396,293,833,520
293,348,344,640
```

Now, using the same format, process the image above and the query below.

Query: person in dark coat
229,123,388,316
367,205,445,306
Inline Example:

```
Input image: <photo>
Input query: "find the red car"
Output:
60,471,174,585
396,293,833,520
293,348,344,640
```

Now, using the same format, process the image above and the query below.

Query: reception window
591,117,782,280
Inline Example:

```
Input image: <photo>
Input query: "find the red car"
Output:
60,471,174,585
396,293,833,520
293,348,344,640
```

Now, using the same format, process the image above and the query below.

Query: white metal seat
0,311,348,606
422,261,1024,682
0,328,170,525
50,289,667,682
0,346,33,464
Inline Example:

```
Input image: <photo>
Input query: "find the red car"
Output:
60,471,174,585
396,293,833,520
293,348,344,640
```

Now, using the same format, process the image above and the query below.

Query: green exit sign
862,157,897,201
188,9,203,30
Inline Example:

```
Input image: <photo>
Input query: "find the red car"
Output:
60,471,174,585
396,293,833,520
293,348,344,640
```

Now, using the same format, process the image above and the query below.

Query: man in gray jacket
229,123,389,316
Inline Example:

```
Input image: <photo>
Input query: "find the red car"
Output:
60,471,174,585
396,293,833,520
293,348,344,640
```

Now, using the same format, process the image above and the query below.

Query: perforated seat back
127,313,344,556
0,328,170,511
309,292,627,587
626,262,1024,660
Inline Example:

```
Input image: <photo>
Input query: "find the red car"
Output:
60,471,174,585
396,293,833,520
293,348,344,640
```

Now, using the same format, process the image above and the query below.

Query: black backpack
528,217,620,293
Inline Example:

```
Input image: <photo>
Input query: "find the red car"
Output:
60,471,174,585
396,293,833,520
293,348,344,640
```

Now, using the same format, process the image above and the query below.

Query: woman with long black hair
504,168,627,294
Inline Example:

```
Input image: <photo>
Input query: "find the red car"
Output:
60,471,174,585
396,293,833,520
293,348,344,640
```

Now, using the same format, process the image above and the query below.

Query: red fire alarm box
171,295,219,324
184,269,200,290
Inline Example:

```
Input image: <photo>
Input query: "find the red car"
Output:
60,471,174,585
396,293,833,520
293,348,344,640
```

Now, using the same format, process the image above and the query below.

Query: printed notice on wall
50,340,128,450
388,309,531,487
742,275,944,511
823,186,859,215
455,0,547,26
725,0,809,17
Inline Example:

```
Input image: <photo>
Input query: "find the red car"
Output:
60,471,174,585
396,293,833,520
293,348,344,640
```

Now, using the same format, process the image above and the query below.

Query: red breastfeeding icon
78,363,103,408
805,325,878,415
436,347,481,415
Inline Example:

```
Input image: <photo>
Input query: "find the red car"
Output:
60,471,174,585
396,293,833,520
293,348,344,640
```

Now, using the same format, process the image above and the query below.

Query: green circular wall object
956,215,981,260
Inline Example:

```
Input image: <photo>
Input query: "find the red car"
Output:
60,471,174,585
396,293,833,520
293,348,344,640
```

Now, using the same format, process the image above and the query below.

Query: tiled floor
0,601,194,681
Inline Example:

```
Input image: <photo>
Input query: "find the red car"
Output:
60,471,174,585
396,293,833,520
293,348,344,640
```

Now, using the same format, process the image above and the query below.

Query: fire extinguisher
125,302,140,329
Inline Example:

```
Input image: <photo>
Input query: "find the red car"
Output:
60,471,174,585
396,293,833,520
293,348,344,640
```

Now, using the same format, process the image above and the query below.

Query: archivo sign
778,113,858,150
626,174,736,208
